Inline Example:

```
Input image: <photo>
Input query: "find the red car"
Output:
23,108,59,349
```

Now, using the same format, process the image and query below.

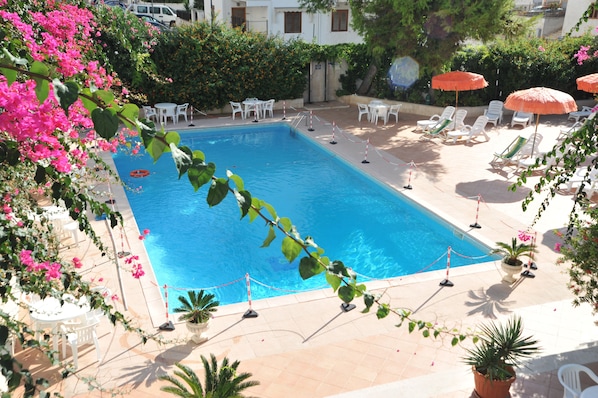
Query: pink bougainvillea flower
518,230,532,242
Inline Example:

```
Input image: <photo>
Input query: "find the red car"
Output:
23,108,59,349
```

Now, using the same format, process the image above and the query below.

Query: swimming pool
113,123,493,306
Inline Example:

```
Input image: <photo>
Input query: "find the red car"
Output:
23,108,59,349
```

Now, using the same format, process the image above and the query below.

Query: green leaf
31,61,49,103
229,173,245,191
120,103,139,128
53,80,79,115
164,131,181,150
262,202,278,220
261,226,276,247
299,256,324,279
376,303,390,319
170,144,192,178
207,178,229,207
146,132,168,161
422,329,430,338
408,322,415,333
237,190,252,218
94,89,115,105
188,161,215,191
325,272,342,292
328,260,349,277
279,217,292,232
281,235,302,262
338,285,355,303
451,337,459,346
363,293,374,311
34,165,46,184
79,88,97,113
91,108,120,139
0,67,17,85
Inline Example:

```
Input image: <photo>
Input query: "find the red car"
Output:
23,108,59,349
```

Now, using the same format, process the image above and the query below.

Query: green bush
144,23,311,110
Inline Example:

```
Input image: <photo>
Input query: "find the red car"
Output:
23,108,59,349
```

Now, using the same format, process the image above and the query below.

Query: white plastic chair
141,106,157,122
416,106,455,131
230,101,244,120
558,364,598,398
175,103,189,123
511,111,533,129
484,100,504,126
446,115,489,144
445,109,467,131
262,99,275,118
357,103,369,122
388,104,401,123
61,320,101,370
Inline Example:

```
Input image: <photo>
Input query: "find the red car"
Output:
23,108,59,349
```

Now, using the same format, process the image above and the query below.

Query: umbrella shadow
456,179,531,204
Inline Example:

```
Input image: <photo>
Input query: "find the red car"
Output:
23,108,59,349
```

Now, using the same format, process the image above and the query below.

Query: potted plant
491,237,536,283
159,354,259,397
462,315,540,398
173,290,219,344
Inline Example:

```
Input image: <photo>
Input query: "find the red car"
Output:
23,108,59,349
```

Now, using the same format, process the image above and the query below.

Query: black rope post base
439,279,454,287
159,321,175,331
521,269,535,278
403,184,412,190
243,309,259,318
341,303,356,312
469,223,482,229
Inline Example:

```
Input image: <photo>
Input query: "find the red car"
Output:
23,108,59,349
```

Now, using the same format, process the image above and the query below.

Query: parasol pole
531,114,540,156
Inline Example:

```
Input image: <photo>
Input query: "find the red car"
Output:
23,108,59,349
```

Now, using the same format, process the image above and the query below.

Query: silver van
127,3,178,26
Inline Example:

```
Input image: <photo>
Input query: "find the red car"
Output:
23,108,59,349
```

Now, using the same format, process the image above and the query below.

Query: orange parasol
431,71,489,108
504,87,577,155
576,73,598,93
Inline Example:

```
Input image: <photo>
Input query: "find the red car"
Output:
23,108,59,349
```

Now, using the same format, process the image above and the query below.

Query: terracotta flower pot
500,259,523,283
472,366,516,398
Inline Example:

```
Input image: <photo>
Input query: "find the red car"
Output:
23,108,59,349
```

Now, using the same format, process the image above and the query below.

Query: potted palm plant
491,237,536,283
463,315,540,398
159,354,259,397
173,290,219,344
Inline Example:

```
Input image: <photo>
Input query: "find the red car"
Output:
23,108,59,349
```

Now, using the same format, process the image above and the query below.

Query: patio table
155,102,177,125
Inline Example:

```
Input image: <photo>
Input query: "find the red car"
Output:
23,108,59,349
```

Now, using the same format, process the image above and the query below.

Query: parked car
525,5,565,17
136,14,171,32
94,0,126,9
127,3,178,26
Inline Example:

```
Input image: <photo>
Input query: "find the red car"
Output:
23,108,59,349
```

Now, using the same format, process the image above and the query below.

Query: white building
202,0,363,45
562,0,598,37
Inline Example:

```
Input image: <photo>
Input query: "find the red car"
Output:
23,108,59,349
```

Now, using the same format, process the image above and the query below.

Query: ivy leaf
31,61,49,103
237,189,252,218
376,303,390,319
91,108,120,139
261,226,276,248
93,89,115,105
278,217,292,232
53,80,79,115
338,285,355,303
187,161,215,191
299,256,324,279
281,235,302,262
328,260,349,278
207,178,229,207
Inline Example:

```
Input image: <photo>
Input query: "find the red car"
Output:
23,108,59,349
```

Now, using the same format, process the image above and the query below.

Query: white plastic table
581,385,598,398
154,102,177,125
368,103,389,125
29,295,90,356
242,99,264,120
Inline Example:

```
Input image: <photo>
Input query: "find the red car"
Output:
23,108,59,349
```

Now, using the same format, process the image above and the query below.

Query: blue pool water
113,123,493,306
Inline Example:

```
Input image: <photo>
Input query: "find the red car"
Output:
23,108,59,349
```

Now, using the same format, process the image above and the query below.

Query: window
331,10,348,32
138,5,148,13
284,12,301,33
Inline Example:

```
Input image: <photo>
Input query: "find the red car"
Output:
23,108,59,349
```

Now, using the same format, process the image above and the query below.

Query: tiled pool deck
19,103,598,397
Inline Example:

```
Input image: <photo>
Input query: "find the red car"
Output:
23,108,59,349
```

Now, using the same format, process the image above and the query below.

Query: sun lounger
420,118,452,140
490,136,528,168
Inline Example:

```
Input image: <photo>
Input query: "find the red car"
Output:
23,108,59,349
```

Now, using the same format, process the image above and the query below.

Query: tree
159,355,259,398
299,0,528,94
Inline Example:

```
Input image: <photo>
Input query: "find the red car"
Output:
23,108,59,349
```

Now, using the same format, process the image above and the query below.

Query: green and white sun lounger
421,118,452,140
491,136,528,168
